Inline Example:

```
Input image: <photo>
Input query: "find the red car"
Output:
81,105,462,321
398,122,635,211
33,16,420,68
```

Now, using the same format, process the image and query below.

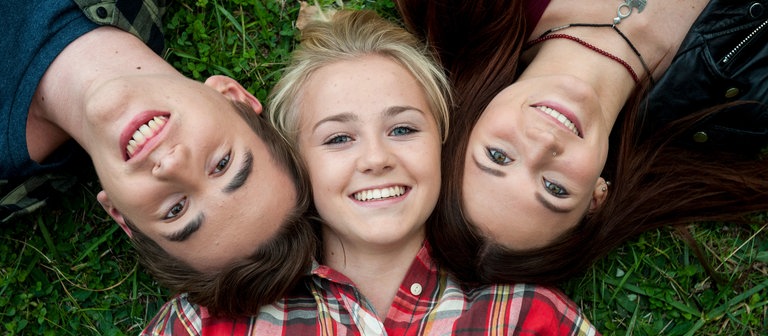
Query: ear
588,177,609,213
97,190,133,238
204,75,263,115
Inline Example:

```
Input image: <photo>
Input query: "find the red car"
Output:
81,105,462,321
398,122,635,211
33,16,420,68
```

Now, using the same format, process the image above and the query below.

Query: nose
151,145,194,182
524,126,564,165
356,137,395,175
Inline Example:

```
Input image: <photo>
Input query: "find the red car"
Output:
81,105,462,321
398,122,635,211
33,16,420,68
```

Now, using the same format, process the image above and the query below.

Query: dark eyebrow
164,150,252,242
224,150,253,194
536,193,571,214
165,213,204,242
472,154,505,177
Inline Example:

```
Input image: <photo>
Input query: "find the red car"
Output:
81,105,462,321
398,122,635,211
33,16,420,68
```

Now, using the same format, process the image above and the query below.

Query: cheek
306,157,337,192
102,179,169,222
461,170,491,218
569,149,606,182
475,108,509,133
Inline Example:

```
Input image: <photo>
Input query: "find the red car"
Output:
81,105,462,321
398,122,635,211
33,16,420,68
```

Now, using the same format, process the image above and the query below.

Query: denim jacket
643,0,768,154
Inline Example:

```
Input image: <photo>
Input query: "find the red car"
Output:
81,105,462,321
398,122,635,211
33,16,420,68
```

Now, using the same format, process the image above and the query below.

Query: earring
601,181,611,192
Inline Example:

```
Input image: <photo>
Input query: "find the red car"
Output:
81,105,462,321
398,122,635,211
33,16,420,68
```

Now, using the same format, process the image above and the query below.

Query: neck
322,227,425,319
523,0,710,130
28,27,179,159
535,0,709,79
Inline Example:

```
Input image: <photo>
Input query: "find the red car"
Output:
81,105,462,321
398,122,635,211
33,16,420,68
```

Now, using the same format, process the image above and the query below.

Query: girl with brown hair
396,0,768,284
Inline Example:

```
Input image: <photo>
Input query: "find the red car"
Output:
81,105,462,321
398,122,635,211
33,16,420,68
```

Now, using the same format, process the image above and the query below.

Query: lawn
1,0,765,335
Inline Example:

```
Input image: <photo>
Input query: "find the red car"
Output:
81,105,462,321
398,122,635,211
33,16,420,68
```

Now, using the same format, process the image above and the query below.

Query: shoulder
468,283,601,336
141,293,203,336
71,0,167,54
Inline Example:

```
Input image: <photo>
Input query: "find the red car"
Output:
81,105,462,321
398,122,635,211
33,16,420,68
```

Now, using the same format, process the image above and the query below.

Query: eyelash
323,134,353,146
322,125,419,146
486,147,512,165
164,196,187,220
213,152,231,174
543,179,569,197
390,125,418,136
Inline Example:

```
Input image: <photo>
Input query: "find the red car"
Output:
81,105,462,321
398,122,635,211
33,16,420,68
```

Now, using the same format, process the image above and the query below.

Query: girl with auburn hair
142,9,599,335
396,0,768,284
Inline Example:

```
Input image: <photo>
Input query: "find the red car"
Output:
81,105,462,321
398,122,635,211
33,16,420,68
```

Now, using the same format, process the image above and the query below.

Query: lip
349,184,410,206
120,111,171,161
532,101,583,138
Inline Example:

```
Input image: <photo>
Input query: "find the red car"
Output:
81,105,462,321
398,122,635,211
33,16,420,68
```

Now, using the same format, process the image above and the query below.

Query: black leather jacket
643,0,768,154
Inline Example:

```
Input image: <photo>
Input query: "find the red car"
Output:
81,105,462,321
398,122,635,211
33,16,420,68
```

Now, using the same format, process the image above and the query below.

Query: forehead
300,55,430,118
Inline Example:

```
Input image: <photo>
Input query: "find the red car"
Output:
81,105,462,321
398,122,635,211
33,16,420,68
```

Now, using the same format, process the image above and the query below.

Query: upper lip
120,111,170,161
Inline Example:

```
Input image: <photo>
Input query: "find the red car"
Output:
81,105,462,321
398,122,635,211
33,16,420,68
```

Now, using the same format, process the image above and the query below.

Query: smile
126,116,168,158
535,105,581,137
353,186,407,202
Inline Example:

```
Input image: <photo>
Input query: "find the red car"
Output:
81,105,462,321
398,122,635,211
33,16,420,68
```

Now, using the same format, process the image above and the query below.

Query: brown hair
398,0,768,284
397,0,529,282
125,101,317,316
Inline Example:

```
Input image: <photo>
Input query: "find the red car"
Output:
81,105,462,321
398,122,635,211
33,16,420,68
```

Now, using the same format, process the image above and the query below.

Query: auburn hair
397,0,768,284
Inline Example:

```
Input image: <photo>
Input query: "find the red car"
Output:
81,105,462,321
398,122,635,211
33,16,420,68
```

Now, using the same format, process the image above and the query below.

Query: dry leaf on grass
296,1,337,31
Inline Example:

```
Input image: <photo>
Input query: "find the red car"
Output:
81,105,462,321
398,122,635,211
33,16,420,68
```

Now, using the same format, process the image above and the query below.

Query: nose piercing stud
552,151,557,157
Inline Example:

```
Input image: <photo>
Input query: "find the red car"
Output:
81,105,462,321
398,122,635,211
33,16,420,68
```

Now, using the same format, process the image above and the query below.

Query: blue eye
324,134,353,145
487,147,512,165
164,197,187,220
390,126,416,136
213,152,231,174
543,179,568,197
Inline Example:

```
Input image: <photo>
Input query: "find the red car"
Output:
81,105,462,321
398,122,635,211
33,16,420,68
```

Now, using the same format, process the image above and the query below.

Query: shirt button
410,283,423,296
693,131,708,143
724,87,740,98
96,6,109,19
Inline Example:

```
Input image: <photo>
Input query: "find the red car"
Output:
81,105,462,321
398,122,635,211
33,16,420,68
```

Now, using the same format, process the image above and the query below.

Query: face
462,75,610,250
87,75,296,272
297,55,441,250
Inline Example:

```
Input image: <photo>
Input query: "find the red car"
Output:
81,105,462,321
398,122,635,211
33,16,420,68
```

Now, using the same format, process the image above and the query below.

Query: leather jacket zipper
721,19,768,64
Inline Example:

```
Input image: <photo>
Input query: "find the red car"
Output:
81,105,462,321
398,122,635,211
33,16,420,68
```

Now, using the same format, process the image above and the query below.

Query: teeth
132,129,146,143
126,116,168,158
139,124,152,137
536,106,580,136
354,186,406,201
147,118,161,131
126,139,138,157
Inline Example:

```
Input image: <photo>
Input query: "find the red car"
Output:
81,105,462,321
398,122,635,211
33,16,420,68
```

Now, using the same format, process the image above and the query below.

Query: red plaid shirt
143,244,599,335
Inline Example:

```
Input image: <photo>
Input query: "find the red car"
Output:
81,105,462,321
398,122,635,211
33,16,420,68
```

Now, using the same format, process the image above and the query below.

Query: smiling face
462,75,611,250
297,55,441,250
86,75,297,271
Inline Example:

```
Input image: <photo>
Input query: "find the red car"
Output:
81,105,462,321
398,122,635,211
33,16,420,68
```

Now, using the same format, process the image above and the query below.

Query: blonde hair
267,9,451,146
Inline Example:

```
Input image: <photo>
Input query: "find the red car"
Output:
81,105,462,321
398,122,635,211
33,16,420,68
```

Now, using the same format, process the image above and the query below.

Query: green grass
1,0,765,334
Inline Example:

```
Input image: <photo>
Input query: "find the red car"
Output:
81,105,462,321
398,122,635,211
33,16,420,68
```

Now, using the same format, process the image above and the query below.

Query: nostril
151,161,163,175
